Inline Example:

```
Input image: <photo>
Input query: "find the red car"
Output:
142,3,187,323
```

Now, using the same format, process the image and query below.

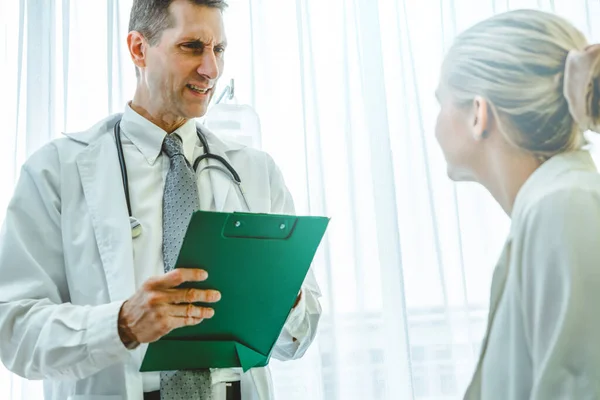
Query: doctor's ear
127,31,148,72
471,96,491,141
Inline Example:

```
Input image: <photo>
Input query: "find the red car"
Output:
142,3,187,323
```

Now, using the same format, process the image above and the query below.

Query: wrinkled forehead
167,2,226,44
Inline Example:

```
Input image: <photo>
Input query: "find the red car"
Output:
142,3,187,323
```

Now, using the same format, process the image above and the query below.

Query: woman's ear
471,96,490,141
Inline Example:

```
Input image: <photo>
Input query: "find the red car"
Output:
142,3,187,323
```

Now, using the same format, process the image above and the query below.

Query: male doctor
0,0,322,399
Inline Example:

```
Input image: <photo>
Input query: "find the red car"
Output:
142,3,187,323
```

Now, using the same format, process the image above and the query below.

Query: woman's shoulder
509,155,600,247
513,168,600,241
533,168,600,209
518,151,600,217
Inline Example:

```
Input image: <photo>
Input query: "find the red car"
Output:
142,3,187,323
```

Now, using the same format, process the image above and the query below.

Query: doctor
0,1,321,399
435,9,600,400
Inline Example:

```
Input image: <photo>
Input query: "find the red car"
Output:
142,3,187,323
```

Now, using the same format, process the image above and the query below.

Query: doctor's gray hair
128,0,228,46
441,9,589,160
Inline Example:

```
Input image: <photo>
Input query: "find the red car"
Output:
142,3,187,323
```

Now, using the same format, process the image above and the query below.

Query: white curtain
1,0,599,399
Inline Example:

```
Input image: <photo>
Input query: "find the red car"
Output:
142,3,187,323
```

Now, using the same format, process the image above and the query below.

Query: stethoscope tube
114,122,133,217
192,153,241,183
114,120,250,237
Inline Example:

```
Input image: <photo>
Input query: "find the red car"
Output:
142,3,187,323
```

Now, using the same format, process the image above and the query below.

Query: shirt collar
119,103,198,165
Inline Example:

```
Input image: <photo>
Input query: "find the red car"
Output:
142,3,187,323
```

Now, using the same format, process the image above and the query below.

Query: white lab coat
0,113,322,400
464,150,600,399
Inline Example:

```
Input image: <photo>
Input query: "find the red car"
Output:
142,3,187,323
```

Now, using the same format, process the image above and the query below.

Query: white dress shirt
119,104,240,394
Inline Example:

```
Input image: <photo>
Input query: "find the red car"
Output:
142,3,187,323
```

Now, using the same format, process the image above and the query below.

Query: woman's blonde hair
441,9,593,160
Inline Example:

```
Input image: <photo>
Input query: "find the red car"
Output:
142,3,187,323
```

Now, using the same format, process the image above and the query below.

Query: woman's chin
446,165,476,182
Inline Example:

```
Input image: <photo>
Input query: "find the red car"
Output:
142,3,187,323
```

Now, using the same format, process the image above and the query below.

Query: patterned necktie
160,134,213,400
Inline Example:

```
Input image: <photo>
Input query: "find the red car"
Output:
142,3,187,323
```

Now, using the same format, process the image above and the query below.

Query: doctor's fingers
144,288,221,306
169,304,215,320
168,288,222,304
145,268,209,290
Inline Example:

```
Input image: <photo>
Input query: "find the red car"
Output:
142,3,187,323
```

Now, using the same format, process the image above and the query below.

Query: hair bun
564,45,600,133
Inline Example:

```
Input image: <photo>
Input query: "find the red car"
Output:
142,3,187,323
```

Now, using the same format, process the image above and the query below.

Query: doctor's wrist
293,290,303,309
118,301,140,350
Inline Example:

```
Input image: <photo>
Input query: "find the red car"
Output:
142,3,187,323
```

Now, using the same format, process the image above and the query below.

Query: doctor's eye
214,46,226,55
182,42,203,52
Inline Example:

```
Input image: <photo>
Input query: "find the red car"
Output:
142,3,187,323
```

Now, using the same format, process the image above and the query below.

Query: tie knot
162,134,184,158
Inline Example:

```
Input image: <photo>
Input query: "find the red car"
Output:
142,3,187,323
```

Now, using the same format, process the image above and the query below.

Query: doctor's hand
117,268,221,348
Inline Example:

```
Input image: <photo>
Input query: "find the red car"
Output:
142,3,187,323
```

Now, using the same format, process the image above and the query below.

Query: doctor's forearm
0,299,129,380
271,287,322,360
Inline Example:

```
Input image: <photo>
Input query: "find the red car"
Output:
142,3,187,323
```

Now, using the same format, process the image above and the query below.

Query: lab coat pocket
67,396,123,400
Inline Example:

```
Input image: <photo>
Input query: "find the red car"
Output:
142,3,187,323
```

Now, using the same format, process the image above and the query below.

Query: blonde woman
435,9,600,400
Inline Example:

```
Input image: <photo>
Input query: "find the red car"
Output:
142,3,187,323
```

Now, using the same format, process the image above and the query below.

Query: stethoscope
113,119,251,238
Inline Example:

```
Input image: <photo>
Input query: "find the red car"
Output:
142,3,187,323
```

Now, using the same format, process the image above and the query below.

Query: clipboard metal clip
223,213,296,239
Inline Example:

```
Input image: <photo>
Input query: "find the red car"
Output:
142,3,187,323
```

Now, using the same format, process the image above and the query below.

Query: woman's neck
478,150,542,216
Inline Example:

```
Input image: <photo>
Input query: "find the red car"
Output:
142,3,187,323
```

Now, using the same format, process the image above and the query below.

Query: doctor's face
133,1,226,119
434,84,482,182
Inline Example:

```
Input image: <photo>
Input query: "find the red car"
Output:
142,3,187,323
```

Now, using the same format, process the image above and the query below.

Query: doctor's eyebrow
180,39,228,50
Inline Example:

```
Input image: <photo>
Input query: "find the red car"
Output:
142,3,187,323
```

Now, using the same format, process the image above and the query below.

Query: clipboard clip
222,213,297,239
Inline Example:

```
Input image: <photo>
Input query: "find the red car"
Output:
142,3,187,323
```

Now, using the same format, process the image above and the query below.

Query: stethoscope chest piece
130,216,142,238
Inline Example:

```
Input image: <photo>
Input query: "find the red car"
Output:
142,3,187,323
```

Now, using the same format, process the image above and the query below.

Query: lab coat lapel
76,133,136,302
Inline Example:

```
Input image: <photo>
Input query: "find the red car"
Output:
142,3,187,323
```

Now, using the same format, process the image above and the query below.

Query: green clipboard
140,210,330,373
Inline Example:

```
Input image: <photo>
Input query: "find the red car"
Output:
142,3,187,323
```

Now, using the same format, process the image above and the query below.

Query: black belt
144,381,241,400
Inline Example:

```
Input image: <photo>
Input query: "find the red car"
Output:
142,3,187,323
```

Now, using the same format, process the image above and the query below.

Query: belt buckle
225,380,241,400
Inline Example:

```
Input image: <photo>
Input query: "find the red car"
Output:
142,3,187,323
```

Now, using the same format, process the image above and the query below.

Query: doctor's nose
197,50,220,81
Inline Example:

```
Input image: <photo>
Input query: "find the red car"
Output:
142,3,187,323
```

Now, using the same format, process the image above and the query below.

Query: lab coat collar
61,113,122,144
